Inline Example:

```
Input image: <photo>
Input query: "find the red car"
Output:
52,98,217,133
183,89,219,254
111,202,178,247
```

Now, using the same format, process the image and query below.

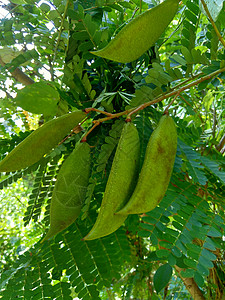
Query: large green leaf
15,82,60,116
153,263,172,293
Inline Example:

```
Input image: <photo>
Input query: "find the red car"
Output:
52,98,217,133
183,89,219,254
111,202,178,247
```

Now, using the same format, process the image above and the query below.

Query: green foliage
0,161,40,190
139,173,225,286
96,120,125,173
0,0,225,299
0,223,131,299
181,0,199,51
23,155,60,226
82,119,125,217
0,179,42,273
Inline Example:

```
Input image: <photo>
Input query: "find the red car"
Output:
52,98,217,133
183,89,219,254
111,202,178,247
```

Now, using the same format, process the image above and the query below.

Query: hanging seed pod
0,110,86,172
42,142,91,241
117,115,177,215
91,0,179,63
84,122,140,240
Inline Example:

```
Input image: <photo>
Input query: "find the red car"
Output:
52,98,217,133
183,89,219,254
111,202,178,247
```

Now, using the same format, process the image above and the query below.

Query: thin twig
164,92,181,113
127,66,225,119
85,107,113,117
172,72,204,91
81,121,100,142
200,0,225,49
52,0,70,64
83,67,225,139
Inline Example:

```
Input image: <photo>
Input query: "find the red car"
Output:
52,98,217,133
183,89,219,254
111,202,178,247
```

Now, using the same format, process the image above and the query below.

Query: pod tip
125,118,132,123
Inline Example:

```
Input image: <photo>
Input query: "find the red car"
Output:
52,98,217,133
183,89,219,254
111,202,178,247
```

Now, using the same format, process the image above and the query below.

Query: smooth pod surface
84,122,140,240
42,142,91,241
91,0,179,63
0,110,86,172
117,115,177,215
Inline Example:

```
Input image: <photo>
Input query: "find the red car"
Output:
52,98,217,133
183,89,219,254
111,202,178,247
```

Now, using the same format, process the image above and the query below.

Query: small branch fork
81,67,225,141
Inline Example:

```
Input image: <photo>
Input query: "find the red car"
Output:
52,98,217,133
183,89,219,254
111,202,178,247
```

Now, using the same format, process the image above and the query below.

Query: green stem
53,0,70,64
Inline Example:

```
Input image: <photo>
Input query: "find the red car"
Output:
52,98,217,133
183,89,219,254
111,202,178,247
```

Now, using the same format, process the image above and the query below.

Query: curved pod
0,110,86,172
91,0,179,63
117,115,177,215
84,122,140,240
42,142,91,241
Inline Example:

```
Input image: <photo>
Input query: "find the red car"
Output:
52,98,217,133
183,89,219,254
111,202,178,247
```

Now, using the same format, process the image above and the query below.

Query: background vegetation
0,0,225,299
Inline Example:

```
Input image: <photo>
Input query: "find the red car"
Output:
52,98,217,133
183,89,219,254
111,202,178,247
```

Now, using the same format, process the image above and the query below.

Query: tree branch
84,67,225,140
216,133,225,152
0,56,34,86
175,266,205,300
126,66,225,119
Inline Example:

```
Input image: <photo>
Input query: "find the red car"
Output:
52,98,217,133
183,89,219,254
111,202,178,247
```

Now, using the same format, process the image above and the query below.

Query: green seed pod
117,115,177,215
42,142,91,241
84,122,140,240
0,110,86,172
91,0,179,63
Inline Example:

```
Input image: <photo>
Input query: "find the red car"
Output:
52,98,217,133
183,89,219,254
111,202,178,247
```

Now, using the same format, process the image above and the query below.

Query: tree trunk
216,134,225,153
175,266,205,300
0,56,34,86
